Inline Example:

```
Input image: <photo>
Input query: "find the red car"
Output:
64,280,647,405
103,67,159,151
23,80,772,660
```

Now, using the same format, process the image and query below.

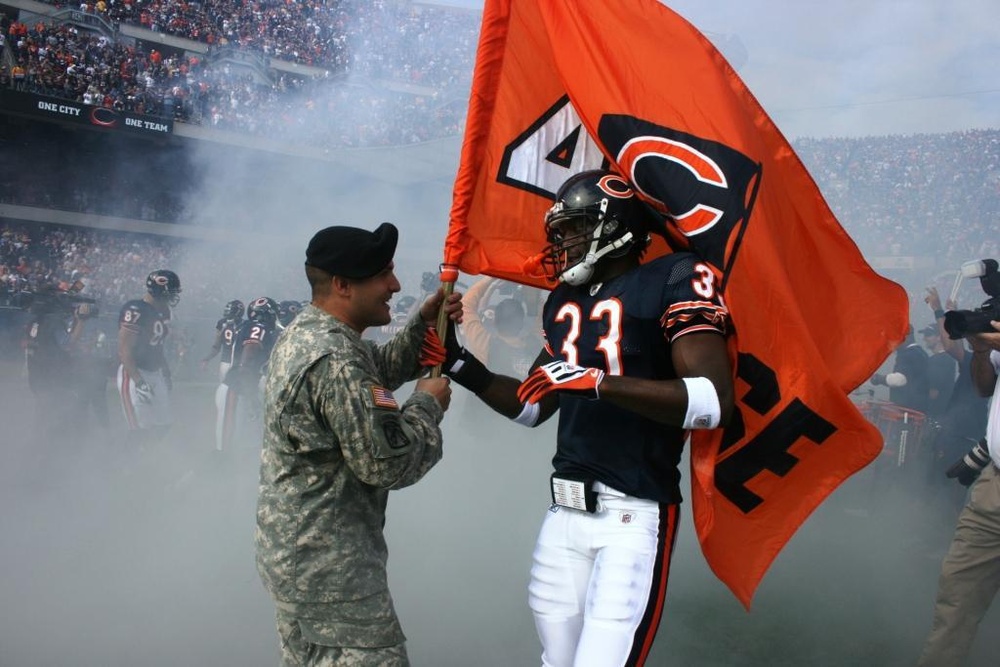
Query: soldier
255,223,462,666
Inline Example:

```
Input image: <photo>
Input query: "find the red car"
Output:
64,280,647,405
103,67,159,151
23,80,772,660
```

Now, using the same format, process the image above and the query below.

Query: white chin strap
560,230,634,286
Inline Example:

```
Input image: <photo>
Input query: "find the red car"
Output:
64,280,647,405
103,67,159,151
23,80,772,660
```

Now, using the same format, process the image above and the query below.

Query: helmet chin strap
560,229,634,286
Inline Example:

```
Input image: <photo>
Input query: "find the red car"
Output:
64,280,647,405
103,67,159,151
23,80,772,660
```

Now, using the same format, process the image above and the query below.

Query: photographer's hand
945,440,991,487
969,321,1000,353
925,286,942,312
969,323,1000,397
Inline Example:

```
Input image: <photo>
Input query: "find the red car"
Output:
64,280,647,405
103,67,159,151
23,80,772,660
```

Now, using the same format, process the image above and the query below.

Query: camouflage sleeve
318,358,444,490
368,312,427,390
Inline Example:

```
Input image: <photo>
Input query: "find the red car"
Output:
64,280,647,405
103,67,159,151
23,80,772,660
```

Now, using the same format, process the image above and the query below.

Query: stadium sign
0,90,173,137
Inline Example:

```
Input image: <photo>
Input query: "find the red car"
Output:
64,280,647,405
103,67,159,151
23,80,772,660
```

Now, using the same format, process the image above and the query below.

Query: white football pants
528,483,679,667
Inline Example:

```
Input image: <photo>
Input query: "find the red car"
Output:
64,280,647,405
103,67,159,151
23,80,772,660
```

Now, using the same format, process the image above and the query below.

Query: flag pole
430,263,460,378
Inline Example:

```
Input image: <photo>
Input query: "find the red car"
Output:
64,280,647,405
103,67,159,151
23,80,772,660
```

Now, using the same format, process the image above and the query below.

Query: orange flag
446,0,909,607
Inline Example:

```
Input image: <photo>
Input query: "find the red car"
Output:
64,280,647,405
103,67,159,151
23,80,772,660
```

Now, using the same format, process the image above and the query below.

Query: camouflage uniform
255,304,444,665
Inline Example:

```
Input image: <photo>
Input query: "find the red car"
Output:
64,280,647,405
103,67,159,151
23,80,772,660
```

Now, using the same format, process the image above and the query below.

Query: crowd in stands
795,129,1000,260
1,0,479,146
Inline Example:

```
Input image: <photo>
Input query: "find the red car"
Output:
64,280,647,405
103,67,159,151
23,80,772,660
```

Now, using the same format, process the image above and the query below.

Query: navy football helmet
146,269,182,306
277,300,302,327
223,299,245,320
247,297,278,326
541,170,650,286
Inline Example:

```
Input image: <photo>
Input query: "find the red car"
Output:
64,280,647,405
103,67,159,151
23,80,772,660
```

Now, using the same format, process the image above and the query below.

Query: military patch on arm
370,385,399,410
365,385,414,458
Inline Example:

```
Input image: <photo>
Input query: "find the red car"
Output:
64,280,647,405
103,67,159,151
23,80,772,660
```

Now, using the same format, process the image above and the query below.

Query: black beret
305,222,398,279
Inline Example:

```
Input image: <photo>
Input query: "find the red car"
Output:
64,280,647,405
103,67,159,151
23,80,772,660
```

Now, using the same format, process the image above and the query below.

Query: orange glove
419,326,447,367
517,360,604,404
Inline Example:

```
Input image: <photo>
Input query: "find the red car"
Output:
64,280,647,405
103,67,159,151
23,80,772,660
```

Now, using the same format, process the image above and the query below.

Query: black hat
920,324,940,337
305,223,398,279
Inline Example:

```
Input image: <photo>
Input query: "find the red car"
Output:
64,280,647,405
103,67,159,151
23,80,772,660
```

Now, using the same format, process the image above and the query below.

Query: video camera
943,259,1000,339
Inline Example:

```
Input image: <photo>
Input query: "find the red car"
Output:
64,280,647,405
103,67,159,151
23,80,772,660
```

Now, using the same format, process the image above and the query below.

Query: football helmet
247,296,278,326
146,269,182,306
277,300,301,327
223,299,245,320
541,170,649,286
393,295,417,317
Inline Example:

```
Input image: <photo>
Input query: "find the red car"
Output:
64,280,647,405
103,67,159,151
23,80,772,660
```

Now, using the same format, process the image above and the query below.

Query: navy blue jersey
216,317,242,360
229,318,279,375
118,299,170,371
542,253,728,504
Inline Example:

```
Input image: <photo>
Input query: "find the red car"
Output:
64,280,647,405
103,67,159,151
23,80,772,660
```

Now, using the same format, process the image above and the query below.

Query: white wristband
512,401,541,427
682,377,721,429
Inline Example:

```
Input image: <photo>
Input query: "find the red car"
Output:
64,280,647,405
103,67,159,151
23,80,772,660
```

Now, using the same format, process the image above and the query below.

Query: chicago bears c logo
596,174,634,199
597,115,762,279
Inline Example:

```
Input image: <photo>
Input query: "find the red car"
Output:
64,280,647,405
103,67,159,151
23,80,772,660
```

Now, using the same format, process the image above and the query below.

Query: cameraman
923,287,989,519
918,319,1000,666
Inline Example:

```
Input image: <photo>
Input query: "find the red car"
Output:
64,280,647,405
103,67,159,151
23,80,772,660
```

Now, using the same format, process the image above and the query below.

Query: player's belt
550,472,597,513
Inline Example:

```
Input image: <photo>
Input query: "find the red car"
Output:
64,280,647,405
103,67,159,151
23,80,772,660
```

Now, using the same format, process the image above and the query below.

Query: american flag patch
370,386,399,410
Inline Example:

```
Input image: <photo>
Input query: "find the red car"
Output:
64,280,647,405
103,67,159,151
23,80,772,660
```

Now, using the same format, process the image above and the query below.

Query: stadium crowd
29,0,480,82
796,130,1000,261
1,0,476,147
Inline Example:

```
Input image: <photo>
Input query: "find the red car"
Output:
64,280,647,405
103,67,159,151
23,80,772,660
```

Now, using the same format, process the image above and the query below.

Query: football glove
419,326,447,367
134,381,154,404
422,319,493,393
517,360,605,405
945,439,991,487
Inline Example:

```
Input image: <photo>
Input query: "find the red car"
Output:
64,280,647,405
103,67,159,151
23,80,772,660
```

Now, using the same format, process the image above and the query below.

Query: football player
277,300,302,329
117,269,181,438
215,296,280,452
200,299,244,383
437,169,735,667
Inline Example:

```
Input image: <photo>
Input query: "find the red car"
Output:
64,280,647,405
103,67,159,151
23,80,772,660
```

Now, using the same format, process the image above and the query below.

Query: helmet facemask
224,300,245,320
542,198,635,286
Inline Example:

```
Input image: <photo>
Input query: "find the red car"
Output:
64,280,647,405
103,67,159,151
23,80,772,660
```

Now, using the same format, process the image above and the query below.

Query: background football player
215,296,280,452
436,169,734,667
117,269,181,441
276,299,302,330
200,299,244,383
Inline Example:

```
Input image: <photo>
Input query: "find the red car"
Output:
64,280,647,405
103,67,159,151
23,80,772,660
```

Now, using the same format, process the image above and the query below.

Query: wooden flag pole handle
430,264,460,378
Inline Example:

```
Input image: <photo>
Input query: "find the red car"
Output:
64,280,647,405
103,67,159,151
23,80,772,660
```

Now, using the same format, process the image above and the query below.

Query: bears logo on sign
497,98,761,284
597,115,762,280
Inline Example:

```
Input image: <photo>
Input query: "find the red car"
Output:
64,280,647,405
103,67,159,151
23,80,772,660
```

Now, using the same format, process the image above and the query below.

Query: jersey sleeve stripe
660,304,728,328
668,324,727,343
